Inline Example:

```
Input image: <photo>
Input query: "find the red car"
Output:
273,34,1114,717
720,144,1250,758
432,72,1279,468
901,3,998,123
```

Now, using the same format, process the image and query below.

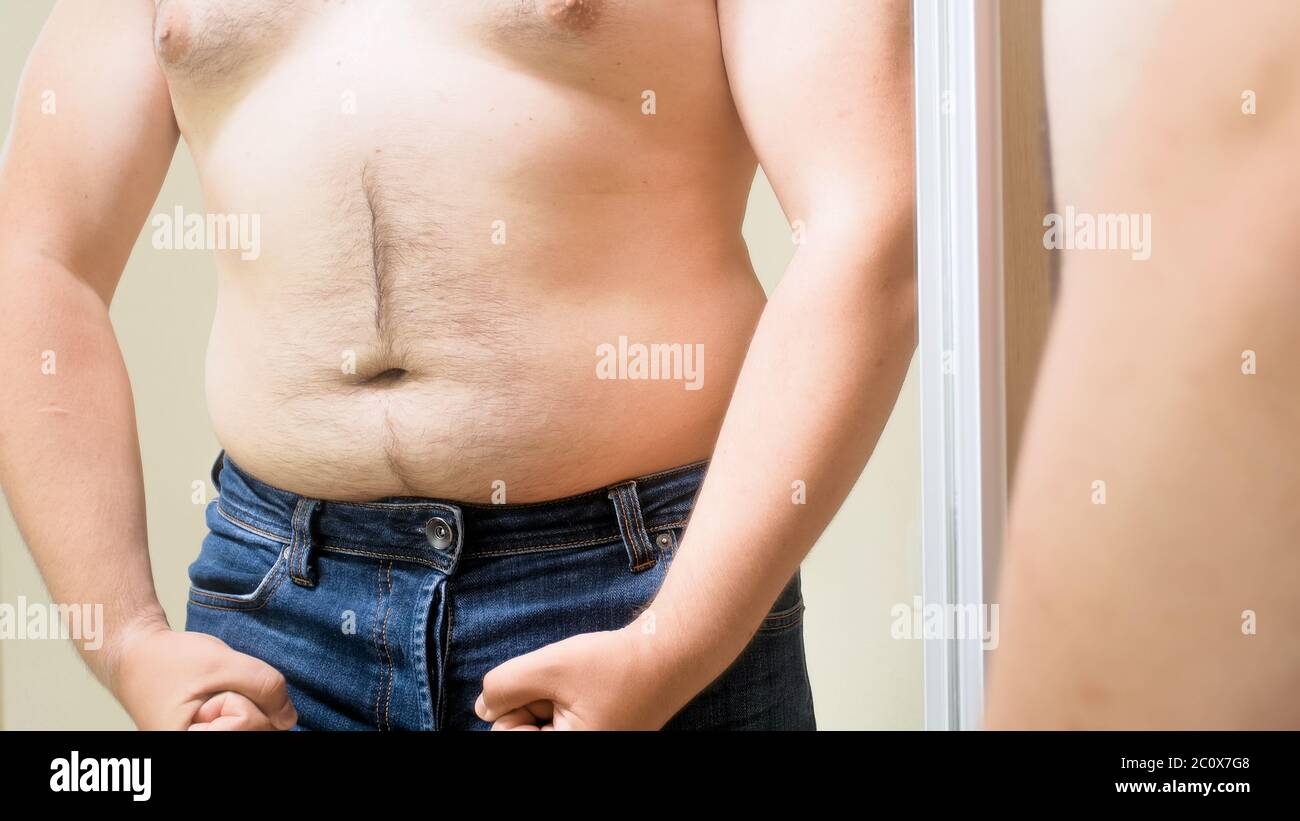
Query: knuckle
224,662,283,705
257,667,288,698
481,666,505,694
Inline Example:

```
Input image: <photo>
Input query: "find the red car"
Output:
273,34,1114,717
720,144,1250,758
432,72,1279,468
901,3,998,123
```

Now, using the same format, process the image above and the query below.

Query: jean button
425,516,453,550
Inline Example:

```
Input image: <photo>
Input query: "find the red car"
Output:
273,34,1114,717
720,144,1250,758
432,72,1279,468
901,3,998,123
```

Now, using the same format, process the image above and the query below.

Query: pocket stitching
759,600,805,633
216,504,290,545
188,544,291,612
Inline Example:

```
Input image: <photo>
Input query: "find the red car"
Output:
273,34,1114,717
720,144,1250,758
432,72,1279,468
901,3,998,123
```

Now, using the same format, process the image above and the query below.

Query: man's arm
477,0,915,728
0,0,294,730
987,0,1300,728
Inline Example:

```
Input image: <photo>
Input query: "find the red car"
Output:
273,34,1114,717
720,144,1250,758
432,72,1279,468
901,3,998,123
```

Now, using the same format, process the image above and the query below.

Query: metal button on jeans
425,516,453,550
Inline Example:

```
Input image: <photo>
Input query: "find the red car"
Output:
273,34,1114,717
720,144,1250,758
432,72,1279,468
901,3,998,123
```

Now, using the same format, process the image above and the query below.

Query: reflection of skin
0,0,914,729
988,0,1300,728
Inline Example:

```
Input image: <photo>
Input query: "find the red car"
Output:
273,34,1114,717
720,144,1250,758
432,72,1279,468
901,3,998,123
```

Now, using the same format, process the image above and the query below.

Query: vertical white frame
915,0,1007,731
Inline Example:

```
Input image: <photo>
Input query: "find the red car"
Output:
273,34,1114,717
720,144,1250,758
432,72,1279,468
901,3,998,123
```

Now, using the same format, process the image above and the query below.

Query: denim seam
439,591,453,731
217,505,290,545
381,561,394,730
370,564,382,728
287,504,305,585
412,576,434,732
470,535,616,558
188,571,286,612
626,490,657,571
187,546,290,610
758,601,806,632
645,521,687,533
318,544,443,571
370,561,392,730
464,518,689,558
622,458,709,483
766,602,805,619
213,525,439,567
336,500,460,512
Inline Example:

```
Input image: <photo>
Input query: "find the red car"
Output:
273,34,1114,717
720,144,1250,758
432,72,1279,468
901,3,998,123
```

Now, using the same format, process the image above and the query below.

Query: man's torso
153,0,764,501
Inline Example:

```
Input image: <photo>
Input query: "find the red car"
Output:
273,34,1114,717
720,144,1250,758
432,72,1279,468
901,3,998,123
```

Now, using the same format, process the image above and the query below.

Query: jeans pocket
758,570,806,633
188,505,290,612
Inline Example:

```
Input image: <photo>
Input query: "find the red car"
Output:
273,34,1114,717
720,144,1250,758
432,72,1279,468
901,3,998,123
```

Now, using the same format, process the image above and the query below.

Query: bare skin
0,0,914,729
163,0,768,503
987,0,1300,728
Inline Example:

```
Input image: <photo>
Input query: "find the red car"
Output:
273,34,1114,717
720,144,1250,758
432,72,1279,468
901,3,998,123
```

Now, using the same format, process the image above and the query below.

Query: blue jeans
185,452,816,730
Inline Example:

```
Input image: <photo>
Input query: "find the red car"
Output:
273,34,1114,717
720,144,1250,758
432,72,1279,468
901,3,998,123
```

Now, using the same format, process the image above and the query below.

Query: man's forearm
634,218,915,702
0,251,166,691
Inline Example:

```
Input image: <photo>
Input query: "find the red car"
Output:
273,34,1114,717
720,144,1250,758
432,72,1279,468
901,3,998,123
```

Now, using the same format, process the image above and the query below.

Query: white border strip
915,0,1006,731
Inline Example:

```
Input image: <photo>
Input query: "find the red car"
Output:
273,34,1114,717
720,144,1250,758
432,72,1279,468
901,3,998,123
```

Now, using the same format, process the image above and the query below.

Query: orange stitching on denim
439,588,453,730
627,485,656,566
758,602,806,632
765,603,805,619
318,544,442,570
288,510,304,584
648,520,689,532
608,487,647,570
337,500,458,512
188,566,287,612
370,562,386,729
617,483,657,571
626,458,710,483
288,499,320,586
189,598,269,613
380,561,394,730
468,535,618,559
459,521,688,559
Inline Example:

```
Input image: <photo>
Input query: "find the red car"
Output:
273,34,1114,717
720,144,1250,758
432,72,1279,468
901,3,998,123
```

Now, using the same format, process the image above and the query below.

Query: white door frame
914,0,1007,731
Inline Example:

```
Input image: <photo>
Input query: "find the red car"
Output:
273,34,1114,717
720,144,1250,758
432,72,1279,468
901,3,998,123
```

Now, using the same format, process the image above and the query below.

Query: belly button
358,367,410,387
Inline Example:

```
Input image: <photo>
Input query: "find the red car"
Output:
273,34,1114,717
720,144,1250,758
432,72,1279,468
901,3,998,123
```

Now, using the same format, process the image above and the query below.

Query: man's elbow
840,209,916,348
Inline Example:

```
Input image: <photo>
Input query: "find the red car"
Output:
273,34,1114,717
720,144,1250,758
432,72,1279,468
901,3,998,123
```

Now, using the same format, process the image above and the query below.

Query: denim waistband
209,451,707,575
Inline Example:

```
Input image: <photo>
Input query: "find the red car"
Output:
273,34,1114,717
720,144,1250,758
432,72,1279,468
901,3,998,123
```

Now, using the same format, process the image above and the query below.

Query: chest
152,0,710,86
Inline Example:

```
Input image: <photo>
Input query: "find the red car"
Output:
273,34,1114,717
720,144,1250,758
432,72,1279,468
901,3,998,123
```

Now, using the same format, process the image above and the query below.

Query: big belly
203,234,765,503
171,0,761,501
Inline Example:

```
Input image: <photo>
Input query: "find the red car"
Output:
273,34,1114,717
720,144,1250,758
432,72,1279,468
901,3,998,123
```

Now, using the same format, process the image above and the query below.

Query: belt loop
210,450,226,492
288,497,323,587
607,481,658,573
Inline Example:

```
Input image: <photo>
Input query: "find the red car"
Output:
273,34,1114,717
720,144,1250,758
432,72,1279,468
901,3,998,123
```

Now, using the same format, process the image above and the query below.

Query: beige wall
0,0,921,730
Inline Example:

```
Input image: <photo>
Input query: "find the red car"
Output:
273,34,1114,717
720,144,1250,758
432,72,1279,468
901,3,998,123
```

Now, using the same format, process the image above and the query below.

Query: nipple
540,0,602,33
153,1,194,65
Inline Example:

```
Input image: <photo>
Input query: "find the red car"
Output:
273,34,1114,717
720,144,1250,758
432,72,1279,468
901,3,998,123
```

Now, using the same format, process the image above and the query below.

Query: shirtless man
0,0,914,730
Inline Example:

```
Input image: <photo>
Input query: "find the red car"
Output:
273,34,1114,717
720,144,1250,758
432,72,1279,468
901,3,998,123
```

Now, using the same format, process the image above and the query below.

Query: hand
187,690,286,731
112,619,297,730
475,626,691,730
